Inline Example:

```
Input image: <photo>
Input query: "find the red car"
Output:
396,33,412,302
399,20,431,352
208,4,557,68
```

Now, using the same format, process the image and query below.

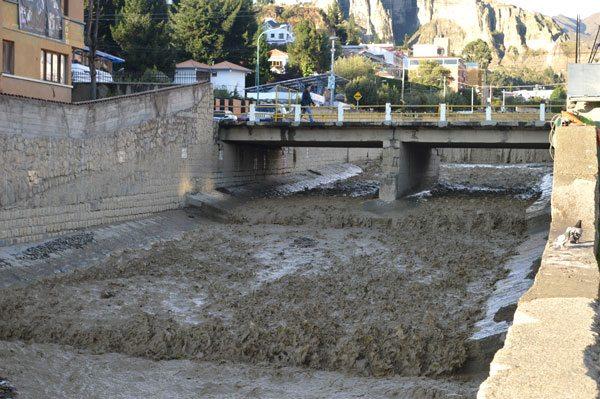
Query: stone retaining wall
0,86,380,244
478,126,600,398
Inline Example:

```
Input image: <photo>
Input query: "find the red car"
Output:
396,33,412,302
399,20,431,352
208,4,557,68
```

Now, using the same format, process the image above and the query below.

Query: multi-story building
1,0,84,102
408,39,467,92
263,19,295,46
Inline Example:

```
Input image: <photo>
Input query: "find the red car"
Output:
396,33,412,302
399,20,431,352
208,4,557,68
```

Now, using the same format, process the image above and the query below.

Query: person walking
301,85,315,123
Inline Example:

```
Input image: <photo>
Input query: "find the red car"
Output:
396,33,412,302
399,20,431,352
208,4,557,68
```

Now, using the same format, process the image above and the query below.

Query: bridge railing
248,102,565,124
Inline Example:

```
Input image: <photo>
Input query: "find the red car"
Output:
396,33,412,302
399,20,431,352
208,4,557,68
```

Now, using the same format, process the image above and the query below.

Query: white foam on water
527,173,553,215
444,163,548,170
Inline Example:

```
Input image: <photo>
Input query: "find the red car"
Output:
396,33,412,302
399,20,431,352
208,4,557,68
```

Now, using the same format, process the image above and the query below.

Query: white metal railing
243,102,563,124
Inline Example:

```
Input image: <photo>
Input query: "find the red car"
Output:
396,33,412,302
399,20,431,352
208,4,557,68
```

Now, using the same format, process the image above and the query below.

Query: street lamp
255,28,278,104
328,36,338,106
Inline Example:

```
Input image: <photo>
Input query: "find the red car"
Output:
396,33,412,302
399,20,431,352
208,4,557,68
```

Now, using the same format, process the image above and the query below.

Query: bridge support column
379,140,439,201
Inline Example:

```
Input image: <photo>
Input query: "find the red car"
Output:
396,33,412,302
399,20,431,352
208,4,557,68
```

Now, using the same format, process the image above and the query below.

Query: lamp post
256,28,277,104
329,35,338,106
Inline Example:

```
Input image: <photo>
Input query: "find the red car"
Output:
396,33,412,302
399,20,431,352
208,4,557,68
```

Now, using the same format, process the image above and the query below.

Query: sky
502,0,598,18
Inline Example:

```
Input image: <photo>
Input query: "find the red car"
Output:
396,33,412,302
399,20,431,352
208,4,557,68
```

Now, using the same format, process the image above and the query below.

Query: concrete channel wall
478,125,600,398
0,85,379,244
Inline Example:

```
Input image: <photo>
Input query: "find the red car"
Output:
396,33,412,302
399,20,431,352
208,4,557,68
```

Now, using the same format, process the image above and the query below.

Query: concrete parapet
478,126,600,398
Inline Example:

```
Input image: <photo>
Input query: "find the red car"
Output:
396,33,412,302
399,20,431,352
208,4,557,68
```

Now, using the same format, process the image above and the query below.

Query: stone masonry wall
0,84,215,245
0,85,380,245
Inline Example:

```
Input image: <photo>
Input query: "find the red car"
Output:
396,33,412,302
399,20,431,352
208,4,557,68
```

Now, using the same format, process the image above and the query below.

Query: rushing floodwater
0,161,551,399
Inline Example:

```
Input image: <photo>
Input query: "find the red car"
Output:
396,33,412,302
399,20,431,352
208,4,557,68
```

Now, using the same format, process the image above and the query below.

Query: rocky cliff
299,0,567,65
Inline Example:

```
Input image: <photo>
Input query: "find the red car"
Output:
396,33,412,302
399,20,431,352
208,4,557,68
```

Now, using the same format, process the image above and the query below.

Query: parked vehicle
214,110,238,122
255,105,291,122
71,63,114,83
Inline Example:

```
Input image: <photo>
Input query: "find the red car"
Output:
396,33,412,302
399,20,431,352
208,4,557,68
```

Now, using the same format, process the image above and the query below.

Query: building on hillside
412,37,451,58
263,18,295,45
268,49,289,74
174,60,251,96
0,0,85,102
407,56,467,92
341,44,409,80
408,40,466,92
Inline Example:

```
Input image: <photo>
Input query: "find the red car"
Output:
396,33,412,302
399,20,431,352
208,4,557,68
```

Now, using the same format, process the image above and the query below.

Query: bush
334,56,376,81
345,75,379,105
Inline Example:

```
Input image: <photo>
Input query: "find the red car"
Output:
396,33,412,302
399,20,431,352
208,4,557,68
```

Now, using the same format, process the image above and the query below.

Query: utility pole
471,86,474,112
401,56,406,103
255,28,275,105
329,36,338,106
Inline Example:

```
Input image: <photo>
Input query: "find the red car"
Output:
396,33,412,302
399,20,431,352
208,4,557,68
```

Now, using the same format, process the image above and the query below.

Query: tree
170,0,257,66
326,2,346,43
344,16,361,45
334,55,375,81
287,20,328,76
111,0,171,74
412,60,452,89
550,85,566,102
85,0,111,100
345,75,378,105
462,39,493,70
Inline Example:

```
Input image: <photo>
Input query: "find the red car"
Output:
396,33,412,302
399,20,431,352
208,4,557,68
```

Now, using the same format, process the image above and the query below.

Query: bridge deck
219,121,552,149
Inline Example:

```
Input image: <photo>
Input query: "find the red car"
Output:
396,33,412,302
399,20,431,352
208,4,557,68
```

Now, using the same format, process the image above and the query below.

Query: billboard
18,0,62,39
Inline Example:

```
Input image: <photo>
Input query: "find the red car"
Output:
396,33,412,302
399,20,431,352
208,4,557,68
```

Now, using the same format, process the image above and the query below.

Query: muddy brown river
0,162,550,398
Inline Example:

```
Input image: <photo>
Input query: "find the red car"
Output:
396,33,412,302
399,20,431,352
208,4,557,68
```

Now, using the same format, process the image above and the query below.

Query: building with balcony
268,49,289,75
1,0,84,102
263,19,295,46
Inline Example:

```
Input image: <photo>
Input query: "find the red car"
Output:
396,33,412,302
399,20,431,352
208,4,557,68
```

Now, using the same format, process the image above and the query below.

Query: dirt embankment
0,192,528,380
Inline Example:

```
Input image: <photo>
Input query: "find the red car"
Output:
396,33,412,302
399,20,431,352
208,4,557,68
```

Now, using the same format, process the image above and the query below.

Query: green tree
326,2,347,43
287,20,328,76
111,0,171,74
344,16,361,45
170,0,257,65
550,85,566,102
462,39,493,70
412,60,452,89
334,55,375,80
345,75,378,105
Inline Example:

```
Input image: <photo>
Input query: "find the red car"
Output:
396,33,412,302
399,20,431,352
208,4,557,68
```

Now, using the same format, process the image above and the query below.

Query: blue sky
502,0,598,18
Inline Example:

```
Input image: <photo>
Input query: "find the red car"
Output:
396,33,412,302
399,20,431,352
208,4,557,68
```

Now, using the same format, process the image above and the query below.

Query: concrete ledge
478,126,600,398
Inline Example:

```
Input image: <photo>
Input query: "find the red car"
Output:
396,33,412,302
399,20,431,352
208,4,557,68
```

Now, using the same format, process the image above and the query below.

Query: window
2,41,14,74
278,33,284,39
211,71,217,77
63,0,69,16
40,50,67,84
444,59,458,65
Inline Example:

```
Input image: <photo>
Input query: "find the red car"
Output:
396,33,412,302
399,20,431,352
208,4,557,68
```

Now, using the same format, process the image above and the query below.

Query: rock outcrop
291,0,567,65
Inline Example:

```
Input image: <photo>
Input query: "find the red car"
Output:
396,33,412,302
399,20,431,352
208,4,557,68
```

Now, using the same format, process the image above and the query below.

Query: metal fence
246,102,566,124
71,70,208,85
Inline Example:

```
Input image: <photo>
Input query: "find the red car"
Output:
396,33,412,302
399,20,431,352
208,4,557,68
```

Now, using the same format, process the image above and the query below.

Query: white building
412,38,450,57
268,49,289,74
263,18,295,45
174,60,251,96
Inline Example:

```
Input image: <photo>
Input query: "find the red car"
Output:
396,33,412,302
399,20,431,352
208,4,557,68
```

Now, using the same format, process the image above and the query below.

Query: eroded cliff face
307,0,566,64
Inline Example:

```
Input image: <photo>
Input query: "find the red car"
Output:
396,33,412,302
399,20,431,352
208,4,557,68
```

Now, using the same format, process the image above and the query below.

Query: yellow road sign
353,91,362,102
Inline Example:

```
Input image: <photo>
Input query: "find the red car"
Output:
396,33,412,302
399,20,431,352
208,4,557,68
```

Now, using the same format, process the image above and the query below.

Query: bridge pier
380,140,439,201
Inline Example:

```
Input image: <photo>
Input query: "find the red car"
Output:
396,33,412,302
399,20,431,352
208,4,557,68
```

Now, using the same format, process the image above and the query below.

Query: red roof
175,59,211,69
211,61,252,73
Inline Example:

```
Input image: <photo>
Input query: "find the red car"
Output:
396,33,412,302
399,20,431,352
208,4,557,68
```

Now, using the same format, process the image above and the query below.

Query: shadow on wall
584,294,600,394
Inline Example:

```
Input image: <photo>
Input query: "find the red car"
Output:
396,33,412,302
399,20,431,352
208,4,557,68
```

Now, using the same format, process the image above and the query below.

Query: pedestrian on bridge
301,85,315,123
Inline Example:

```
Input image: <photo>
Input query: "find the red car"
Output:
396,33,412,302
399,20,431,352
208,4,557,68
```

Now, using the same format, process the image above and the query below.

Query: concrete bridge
219,120,551,201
